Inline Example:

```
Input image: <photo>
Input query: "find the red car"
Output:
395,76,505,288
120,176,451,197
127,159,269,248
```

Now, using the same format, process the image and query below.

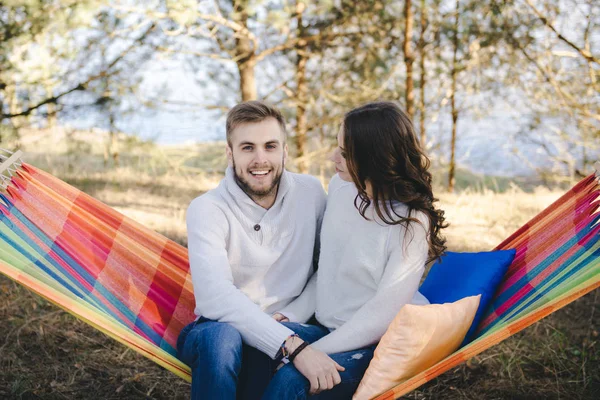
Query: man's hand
284,337,345,395
272,312,289,322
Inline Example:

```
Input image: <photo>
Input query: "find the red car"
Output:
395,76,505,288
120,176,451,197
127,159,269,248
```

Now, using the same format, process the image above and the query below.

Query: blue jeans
177,318,331,400
261,342,377,400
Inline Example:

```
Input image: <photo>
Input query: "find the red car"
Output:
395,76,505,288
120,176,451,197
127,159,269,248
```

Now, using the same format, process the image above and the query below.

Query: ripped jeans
261,322,376,400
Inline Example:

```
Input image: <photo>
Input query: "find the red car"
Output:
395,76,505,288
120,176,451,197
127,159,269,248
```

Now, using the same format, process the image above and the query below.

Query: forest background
1,0,599,399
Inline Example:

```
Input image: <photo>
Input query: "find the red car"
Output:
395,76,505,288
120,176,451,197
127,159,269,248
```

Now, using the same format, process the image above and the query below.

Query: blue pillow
419,249,516,346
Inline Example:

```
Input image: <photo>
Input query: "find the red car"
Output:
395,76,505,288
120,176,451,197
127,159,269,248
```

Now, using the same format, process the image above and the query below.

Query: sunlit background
1,2,600,399
2,0,598,190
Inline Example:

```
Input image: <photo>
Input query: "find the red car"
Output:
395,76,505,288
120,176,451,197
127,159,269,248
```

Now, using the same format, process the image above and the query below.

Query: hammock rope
0,154,598,398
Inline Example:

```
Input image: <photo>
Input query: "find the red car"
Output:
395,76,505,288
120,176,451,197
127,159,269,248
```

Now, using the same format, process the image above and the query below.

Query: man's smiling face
226,117,288,201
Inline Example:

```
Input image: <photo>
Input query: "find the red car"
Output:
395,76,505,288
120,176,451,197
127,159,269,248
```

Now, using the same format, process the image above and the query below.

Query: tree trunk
43,33,57,130
6,81,26,131
103,128,120,168
418,0,427,148
295,0,308,174
403,0,415,118
104,135,110,167
582,31,596,173
448,0,460,193
238,63,256,101
234,0,257,101
449,99,457,192
110,113,119,167
2,82,24,146
238,59,257,101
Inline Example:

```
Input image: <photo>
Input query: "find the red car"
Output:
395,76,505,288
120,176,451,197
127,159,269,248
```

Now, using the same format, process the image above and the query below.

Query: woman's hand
292,345,345,395
272,312,290,322
281,336,345,395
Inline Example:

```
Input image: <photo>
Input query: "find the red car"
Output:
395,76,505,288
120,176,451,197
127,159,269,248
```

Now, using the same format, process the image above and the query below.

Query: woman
263,101,448,399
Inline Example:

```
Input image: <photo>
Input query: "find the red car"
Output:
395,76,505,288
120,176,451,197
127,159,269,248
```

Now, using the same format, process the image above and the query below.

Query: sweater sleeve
277,272,318,323
277,177,327,323
310,215,429,355
186,198,294,359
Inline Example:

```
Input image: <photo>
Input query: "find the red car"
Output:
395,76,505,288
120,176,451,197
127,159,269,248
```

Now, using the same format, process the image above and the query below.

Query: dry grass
57,168,222,246
438,186,562,252
0,143,598,399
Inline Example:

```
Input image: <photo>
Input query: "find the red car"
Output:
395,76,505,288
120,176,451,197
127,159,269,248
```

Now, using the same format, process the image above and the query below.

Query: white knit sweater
186,167,326,358
284,174,430,354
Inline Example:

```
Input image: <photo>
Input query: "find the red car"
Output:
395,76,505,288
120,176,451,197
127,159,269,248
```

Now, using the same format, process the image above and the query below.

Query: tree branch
152,45,233,62
2,23,155,120
1,84,85,119
523,0,600,65
255,30,355,63
113,5,259,52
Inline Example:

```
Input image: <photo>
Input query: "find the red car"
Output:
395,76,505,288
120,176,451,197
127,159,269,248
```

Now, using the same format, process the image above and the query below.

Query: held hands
284,336,345,395
272,312,290,322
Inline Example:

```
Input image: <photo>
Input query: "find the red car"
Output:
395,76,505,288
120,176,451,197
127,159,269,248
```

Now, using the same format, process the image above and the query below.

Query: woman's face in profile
330,126,352,182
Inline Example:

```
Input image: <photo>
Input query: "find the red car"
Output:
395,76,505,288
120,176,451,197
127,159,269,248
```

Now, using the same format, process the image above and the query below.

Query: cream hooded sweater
278,174,430,354
186,167,326,358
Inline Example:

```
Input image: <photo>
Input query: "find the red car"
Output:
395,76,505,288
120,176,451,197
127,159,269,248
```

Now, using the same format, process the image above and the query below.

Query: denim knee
176,321,195,358
263,364,308,400
181,322,243,368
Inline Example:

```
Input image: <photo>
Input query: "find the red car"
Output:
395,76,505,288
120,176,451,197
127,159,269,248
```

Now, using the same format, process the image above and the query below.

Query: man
178,101,343,399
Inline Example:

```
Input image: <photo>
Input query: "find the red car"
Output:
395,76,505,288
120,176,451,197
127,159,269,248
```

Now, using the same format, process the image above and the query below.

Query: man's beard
232,157,284,201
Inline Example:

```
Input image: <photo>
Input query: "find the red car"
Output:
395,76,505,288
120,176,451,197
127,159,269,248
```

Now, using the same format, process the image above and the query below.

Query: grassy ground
0,140,598,399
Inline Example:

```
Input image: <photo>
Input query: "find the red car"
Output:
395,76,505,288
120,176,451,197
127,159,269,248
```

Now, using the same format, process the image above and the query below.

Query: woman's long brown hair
343,101,447,263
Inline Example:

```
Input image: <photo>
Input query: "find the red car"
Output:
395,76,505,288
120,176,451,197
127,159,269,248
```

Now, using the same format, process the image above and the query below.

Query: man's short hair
226,101,287,146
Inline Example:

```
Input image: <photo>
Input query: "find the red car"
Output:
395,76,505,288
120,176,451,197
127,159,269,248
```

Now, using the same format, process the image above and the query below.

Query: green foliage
1,0,598,179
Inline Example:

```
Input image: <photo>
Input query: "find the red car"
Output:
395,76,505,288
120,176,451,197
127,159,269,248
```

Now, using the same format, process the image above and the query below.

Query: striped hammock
0,150,598,399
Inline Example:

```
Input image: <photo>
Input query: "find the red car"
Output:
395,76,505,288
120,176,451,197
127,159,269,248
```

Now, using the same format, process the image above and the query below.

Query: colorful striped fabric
0,156,598,398
375,173,600,399
0,162,195,381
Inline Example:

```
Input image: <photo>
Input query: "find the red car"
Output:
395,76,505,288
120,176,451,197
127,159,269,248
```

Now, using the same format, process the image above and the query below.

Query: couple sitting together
177,100,447,399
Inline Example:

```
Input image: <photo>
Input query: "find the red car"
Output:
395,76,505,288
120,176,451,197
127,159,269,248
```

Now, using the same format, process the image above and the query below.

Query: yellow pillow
353,295,481,400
